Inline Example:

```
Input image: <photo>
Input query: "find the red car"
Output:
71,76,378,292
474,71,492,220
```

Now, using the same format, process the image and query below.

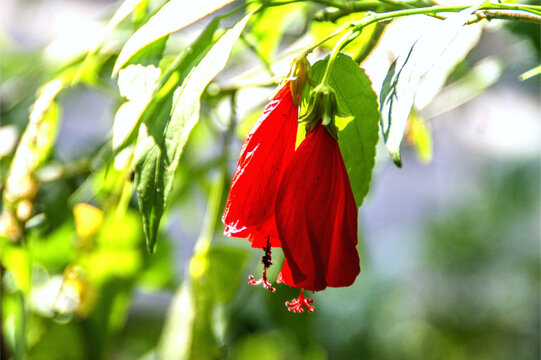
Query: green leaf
126,35,168,68
114,18,219,153
112,0,234,75
247,2,304,61
103,0,146,43
134,12,253,252
379,5,481,167
311,15,386,63
414,23,482,111
133,124,165,253
407,111,433,164
423,56,503,119
113,64,161,150
158,281,195,359
7,79,63,184
311,53,380,208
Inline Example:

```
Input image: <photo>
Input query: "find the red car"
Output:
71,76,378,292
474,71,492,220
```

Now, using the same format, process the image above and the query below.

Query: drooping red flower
222,85,298,247
275,122,360,293
222,58,361,313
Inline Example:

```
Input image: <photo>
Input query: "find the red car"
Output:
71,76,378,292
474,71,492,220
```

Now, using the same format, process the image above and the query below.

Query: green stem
320,30,355,86
351,4,541,30
219,0,541,22
469,9,541,23
353,21,388,64
304,22,354,56
209,1,540,92
520,64,541,81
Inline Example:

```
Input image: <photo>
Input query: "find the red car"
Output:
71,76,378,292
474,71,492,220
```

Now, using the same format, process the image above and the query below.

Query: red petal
223,86,298,244
275,123,360,291
278,257,306,285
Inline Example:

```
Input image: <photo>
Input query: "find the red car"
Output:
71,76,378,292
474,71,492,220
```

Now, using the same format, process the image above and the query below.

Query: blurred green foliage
1,0,539,359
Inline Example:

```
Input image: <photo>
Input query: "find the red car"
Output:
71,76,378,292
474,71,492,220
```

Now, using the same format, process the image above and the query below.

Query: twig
468,9,541,24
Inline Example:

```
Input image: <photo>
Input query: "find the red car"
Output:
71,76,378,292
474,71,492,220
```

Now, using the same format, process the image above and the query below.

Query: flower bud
299,84,344,140
279,56,311,107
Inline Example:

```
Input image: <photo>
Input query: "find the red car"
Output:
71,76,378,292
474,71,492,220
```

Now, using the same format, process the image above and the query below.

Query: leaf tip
391,152,402,168
146,237,156,254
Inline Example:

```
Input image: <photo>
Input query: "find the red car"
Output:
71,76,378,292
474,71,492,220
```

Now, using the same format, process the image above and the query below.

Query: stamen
248,268,275,292
247,236,276,292
285,289,315,313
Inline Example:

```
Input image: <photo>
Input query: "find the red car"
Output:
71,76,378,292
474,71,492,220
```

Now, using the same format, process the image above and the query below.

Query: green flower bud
299,84,344,140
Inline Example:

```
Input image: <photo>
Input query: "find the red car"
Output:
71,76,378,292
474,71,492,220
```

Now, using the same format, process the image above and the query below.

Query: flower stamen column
285,289,314,313
248,236,276,292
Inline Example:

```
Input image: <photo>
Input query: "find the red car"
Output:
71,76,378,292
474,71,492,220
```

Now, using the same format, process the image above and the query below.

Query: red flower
275,123,360,293
222,85,298,249
222,84,300,292
222,59,360,313
222,56,310,246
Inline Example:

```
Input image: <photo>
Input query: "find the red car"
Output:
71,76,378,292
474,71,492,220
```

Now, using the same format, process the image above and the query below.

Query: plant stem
519,65,541,81
304,22,354,55
217,1,540,92
351,4,541,31
468,9,541,24
297,2,541,70
353,21,388,64
320,30,355,86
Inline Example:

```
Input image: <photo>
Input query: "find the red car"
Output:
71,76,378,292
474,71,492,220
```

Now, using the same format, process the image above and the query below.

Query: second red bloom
275,123,360,292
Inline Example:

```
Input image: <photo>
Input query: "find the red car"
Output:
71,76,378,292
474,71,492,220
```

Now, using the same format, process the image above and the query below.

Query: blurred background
1,0,539,359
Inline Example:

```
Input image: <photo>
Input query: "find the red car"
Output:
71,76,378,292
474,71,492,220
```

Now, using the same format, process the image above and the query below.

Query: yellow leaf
73,203,104,239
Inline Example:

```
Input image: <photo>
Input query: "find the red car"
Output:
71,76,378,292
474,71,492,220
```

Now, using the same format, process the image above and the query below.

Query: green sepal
300,83,342,140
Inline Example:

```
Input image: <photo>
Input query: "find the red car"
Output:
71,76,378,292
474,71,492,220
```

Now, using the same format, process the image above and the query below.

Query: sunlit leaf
158,282,196,359
248,2,304,61
228,331,305,360
3,289,29,359
85,250,141,283
97,209,142,248
379,5,481,167
423,56,503,119
311,54,380,207
3,79,63,218
113,64,161,150
126,35,168,68
1,245,31,294
73,203,104,239
115,18,219,153
113,0,234,75
405,111,432,163
26,79,64,167
134,12,253,252
311,15,386,62
414,23,482,110
133,123,163,253
28,223,77,271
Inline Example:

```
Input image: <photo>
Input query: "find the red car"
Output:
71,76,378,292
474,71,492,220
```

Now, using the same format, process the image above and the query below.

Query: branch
468,9,541,24
314,0,435,22
314,2,541,23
